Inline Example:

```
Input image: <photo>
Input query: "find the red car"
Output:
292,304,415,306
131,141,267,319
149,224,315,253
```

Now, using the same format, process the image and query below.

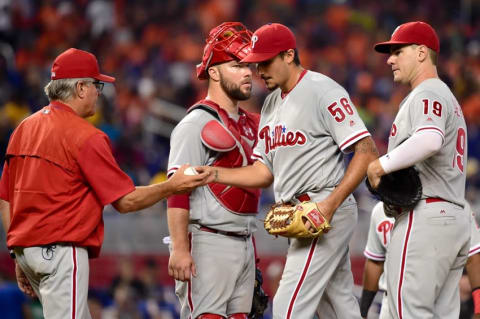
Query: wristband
360,289,377,317
473,287,480,314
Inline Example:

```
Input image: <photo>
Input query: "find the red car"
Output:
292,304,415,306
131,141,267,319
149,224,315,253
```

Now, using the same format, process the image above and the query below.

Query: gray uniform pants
174,227,255,318
14,245,91,319
384,200,470,319
273,195,361,319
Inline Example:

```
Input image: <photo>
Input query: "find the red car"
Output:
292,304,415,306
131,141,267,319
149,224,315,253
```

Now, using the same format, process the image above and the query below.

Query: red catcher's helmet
196,22,252,80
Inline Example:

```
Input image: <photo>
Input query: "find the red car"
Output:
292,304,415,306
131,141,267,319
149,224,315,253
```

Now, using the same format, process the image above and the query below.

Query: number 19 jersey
387,78,467,206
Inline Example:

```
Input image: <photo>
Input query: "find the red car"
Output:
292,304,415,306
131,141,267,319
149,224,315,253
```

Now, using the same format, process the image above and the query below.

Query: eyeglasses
92,81,104,92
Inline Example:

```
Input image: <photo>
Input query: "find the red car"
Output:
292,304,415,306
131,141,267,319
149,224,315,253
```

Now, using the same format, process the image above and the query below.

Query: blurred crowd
0,0,479,318
0,0,479,189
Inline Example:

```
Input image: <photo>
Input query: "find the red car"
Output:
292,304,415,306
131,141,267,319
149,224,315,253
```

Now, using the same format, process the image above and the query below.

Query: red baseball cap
51,48,115,82
374,21,439,54
241,23,296,63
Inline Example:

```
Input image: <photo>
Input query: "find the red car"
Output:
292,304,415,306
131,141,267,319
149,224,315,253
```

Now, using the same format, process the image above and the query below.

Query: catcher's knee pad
228,314,248,319
197,314,225,319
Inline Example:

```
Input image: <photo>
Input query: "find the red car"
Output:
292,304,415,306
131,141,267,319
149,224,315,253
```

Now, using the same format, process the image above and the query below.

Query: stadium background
0,0,479,318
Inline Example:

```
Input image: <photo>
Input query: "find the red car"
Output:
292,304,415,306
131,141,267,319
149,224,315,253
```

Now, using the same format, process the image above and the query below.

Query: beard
219,73,251,101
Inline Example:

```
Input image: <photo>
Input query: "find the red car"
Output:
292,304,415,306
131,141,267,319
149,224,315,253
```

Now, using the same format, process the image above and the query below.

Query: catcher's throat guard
264,201,331,238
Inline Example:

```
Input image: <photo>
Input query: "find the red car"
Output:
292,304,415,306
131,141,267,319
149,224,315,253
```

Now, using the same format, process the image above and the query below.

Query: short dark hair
279,48,301,66
429,48,437,65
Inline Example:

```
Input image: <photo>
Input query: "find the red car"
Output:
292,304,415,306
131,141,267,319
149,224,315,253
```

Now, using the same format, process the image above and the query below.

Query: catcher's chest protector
188,100,260,215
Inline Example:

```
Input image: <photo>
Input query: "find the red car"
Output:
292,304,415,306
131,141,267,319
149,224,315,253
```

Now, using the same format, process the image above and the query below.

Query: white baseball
184,167,199,176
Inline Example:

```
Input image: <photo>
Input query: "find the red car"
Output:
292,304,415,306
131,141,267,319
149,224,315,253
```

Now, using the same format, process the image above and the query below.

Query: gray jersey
364,202,395,292
168,109,257,233
252,70,370,202
387,78,467,206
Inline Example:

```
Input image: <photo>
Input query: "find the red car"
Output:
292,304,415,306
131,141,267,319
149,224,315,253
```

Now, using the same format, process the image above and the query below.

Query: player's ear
417,45,429,63
208,66,221,82
284,49,295,64
75,80,87,99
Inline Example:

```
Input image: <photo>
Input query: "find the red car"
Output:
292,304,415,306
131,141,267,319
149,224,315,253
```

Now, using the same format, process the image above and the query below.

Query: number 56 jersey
252,70,371,203
388,78,467,206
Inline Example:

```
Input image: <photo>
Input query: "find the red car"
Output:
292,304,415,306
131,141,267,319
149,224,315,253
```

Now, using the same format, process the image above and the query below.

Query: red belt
296,193,311,202
425,198,447,204
199,226,250,238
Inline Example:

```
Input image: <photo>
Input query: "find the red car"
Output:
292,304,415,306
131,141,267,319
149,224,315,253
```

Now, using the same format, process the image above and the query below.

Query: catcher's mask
196,22,252,80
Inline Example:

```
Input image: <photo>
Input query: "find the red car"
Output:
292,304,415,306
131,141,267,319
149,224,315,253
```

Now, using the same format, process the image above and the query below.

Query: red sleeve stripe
415,126,445,138
167,166,180,177
469,245,480,257
339,130,370,151
364,250,386,261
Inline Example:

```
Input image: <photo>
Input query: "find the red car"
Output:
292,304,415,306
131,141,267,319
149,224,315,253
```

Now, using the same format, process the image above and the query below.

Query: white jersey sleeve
364,202,395,261
317,88,370,153
252,94,275,173
408,90,448,143
168,111,211,176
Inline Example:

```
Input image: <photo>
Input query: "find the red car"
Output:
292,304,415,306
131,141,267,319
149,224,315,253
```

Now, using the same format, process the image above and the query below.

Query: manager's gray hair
44,78,92,102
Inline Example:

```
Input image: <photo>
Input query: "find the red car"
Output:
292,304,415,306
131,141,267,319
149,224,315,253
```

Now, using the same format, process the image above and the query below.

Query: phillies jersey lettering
258,124,307,154
252,70,370,203
364,202,395,292
388,78,467,206
378,220,393,246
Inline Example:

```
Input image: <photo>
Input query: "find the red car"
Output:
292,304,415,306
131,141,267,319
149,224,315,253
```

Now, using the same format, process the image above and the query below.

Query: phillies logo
251,35,258,49
390,123,397,137
377,220,393,246
259,124,307,154
242,125,255,140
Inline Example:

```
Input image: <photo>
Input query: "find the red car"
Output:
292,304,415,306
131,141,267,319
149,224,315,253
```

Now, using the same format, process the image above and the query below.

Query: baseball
184,167,199,176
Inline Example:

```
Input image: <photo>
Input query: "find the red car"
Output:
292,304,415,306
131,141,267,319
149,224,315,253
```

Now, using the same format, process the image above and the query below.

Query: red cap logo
241,23,296,63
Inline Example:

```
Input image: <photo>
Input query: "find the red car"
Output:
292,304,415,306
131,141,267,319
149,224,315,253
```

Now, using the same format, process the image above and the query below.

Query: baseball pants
173,227,255,318
272,195,361,319
384,200,470,319
14,245,91,319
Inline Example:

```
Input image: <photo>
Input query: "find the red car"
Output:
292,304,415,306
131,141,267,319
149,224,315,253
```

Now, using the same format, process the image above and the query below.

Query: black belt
199,226,250,238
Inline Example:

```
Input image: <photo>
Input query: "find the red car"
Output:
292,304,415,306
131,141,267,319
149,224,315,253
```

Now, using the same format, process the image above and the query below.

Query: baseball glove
264,201,331,238
366,166,422,209
249,268,269,319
